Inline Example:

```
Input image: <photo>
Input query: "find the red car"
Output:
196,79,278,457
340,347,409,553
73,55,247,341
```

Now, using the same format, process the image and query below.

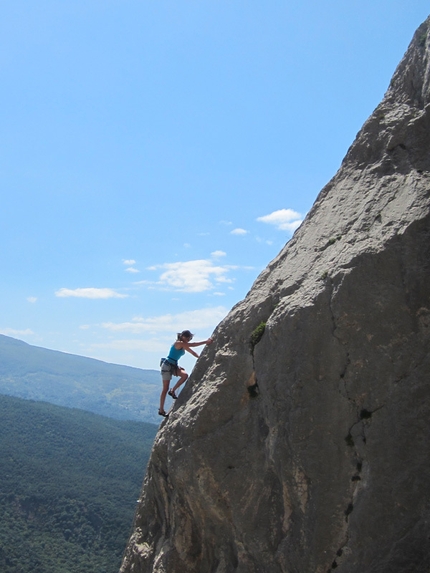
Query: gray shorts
160,359,180,381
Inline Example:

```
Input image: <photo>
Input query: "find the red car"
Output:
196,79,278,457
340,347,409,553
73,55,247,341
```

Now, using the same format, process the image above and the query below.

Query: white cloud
125,267,139,274
55,288,128,299
27,296,37,303
256,236,274,245
102,306,228,335
231,228,249,235
257,208,303,232
90,338,167,353
0,328,34,336
123,259,136,265
213,275,232,283
211,250,226,258
148,259,234,292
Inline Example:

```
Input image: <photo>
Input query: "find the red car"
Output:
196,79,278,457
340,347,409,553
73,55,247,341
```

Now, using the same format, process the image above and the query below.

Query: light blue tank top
167,344,185,363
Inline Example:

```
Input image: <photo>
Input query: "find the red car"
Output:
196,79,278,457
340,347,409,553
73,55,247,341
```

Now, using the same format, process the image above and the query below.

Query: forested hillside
0,334,160,423
0,394,157,573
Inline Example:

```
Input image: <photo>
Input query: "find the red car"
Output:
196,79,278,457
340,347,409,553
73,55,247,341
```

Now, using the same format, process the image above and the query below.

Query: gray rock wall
121,17,430,573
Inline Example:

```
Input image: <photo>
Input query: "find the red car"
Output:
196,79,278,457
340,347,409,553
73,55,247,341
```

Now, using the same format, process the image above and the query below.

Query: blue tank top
167,344,185,363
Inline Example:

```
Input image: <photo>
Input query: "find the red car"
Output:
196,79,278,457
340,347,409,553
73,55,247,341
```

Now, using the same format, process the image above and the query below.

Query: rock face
121,18,430,573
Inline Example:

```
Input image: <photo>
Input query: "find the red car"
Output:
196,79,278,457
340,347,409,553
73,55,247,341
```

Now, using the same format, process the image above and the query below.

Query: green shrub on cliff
250,321,266,351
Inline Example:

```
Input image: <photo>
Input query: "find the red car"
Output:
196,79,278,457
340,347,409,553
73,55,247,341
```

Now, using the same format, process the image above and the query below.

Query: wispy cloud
123,259,139,273
27,296,38,303
211,250,226,258
0,328,34,336
231,228,249,235
257,208,303,232
102,306,228,334
145,259,235,292
55,288,128,299
256,236,274,245
90,338,168,353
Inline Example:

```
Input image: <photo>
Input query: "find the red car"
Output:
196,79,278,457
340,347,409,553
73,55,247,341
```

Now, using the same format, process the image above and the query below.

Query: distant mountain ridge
0,393,157,573
0,334,161,423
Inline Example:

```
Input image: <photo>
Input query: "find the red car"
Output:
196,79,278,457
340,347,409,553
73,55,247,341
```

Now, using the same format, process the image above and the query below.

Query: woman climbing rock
159,330,213,417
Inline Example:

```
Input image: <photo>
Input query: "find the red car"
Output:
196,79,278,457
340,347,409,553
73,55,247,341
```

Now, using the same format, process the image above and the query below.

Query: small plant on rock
250,321,266,352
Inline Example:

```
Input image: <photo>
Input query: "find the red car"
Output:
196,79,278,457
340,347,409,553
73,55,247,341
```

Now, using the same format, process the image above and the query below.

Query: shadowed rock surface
121,17,430,573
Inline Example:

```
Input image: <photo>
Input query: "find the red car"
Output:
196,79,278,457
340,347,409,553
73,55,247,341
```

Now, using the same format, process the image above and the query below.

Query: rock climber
158,330,213,417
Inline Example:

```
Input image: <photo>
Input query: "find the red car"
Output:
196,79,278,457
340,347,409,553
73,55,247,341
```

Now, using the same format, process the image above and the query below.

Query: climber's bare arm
181,338,213,358
186,338,213,348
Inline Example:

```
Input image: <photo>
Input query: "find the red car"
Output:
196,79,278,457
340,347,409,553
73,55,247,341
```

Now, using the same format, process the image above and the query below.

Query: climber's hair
177,330,194,341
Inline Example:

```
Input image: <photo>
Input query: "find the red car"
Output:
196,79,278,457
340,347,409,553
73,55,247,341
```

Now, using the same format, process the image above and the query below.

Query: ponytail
177,330,194,341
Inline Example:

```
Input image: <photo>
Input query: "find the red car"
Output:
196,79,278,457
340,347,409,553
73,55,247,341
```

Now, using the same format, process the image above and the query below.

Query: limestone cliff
121,18,430,573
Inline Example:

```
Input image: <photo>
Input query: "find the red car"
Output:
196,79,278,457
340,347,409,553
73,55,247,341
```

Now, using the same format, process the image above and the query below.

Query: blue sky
1,1,429,370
